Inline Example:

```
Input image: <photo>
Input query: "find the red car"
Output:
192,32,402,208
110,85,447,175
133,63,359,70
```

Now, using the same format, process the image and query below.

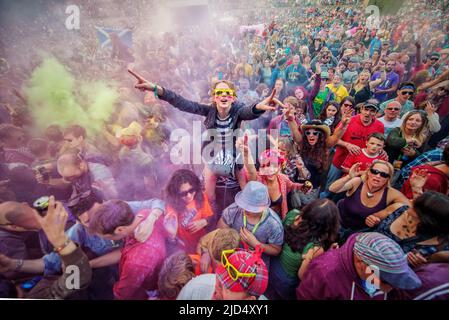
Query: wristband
153,85,158,99
15,259,24,272
54,239,72,254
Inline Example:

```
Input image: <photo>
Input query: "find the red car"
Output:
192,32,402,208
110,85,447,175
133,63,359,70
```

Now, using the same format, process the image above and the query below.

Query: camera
33,196,50,217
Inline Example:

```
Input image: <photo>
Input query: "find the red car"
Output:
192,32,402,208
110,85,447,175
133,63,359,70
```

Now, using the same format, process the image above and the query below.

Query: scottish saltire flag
95,26,133,49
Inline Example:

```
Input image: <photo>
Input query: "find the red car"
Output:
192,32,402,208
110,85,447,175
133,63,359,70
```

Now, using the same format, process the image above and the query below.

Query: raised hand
33,196,69,249
128,69,156,92
255,89,277,112
349,162,363,178
409,168,428,190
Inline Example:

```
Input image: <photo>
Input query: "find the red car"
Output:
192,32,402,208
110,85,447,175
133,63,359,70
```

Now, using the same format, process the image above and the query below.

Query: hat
216,248,268,297
301,119,331,137
321,71,330,79
354,233,422,290
235,181,270,213
363,101,379,111
430,52,441,59
430,80,449,91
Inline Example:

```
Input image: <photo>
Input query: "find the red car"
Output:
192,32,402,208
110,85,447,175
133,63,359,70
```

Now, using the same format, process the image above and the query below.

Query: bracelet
53,239,72,254
153,85,158,99
15,259,24,272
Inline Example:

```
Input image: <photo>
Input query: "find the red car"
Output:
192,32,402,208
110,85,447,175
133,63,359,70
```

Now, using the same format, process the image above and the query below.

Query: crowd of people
0,0,449,300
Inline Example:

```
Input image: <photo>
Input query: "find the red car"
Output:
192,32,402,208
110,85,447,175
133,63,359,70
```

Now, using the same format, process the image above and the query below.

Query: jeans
320,164,342,200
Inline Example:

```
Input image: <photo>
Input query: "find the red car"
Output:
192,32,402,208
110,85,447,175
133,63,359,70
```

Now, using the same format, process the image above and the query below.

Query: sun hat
234,181,270,213
300,119,331,137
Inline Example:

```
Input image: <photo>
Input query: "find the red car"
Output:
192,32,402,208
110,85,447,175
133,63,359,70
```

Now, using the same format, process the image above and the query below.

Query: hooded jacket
296,233,388,300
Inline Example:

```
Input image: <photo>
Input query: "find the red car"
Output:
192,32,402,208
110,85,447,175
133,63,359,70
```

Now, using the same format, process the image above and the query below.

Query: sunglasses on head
370,168,390,178
214,89,235,97
305,130,321,136
401,91,414,96
179,188,196,198
221,249,256,281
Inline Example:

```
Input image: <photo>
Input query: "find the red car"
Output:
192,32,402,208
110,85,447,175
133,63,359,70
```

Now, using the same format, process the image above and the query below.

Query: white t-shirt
378,117,403,137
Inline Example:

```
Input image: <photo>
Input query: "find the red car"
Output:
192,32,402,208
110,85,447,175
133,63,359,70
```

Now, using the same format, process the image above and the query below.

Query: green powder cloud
24,57,118,135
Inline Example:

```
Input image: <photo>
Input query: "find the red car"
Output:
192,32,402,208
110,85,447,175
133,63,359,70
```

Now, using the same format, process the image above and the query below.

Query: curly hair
165,169,204,214
300,126,328,170
285,199,340,253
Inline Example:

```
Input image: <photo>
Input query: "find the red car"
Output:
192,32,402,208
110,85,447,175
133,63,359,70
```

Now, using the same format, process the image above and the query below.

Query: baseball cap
216,248,268,297
354,233,422,290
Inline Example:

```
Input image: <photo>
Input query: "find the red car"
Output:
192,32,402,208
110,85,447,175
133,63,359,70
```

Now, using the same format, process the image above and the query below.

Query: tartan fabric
216,249,268,297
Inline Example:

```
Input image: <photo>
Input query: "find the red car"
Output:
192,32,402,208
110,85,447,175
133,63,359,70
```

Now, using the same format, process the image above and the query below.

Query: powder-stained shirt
114,210,166,300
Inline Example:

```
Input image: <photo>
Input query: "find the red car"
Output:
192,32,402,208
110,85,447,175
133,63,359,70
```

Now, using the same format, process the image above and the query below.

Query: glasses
179,188,196,198
400,91,414,96
214,89,235,97
343,103,353,107
64,138,73,143
430,58,439,61
369,168,390,178
221,249,256,281
305,130,321,136
386,107,400,111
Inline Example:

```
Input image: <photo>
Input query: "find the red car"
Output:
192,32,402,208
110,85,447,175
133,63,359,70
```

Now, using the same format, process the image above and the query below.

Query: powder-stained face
213,82,236,112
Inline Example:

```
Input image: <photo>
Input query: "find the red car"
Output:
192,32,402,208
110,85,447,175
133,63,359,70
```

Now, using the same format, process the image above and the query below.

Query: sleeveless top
338,183,388,231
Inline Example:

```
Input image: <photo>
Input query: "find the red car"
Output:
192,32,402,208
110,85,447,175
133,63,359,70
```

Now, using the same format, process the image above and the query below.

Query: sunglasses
343,103,353,107
305,130,321,136
401,91,414,96
369,168,390,178
430,58,439,61
221,249,256,281
386,107,400,111
214,89,235,97
179,188,196,198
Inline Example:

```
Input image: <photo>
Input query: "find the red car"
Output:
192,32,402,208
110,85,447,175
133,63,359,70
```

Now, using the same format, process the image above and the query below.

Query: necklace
366,183,381,198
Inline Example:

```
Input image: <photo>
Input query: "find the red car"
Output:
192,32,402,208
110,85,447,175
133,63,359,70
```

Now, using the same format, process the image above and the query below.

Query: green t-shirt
279,210,319,278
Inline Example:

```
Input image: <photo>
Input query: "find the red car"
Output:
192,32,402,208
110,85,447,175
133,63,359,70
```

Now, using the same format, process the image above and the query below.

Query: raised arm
128,68,210,116
329,163,363,194
327,109,351,147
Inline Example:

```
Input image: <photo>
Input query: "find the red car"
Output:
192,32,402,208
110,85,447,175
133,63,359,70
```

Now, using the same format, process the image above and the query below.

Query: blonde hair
400,110,428,146
210,228,240,261
362,160,395,187
354,70,371,87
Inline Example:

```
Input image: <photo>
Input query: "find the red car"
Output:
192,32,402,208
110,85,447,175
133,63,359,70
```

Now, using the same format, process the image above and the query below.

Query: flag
95,26,133,49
